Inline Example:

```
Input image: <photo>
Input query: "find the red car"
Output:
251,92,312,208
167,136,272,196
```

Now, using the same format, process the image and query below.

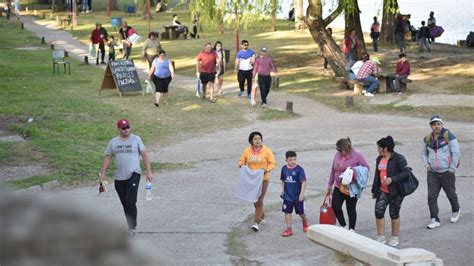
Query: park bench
308,224,443,265
400,78,412,92
60,14,72,27
335,77,366,94
162,25,186,40
377,73,412,93
52,50,70,74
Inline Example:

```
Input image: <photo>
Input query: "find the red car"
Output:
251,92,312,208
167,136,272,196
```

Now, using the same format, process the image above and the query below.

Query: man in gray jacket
420,115,461,229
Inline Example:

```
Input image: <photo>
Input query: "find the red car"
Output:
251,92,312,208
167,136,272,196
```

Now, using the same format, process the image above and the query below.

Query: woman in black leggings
371,136,410,247
327,138,369,231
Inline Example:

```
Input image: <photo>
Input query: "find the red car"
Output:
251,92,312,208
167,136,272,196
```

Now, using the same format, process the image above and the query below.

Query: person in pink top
196,43,219,103
326,138,370,231
252,47,277,108
389,53,410,94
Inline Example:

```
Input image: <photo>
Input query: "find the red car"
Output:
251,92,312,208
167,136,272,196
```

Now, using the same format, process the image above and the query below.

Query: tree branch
323,3,344,26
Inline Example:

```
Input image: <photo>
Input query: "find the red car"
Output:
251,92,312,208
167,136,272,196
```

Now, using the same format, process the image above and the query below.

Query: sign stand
100,60,143,97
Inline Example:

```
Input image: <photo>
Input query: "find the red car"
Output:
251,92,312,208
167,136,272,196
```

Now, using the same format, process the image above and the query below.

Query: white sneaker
250,100,256,106
364,92,375,97
128,229,137,238
251,223,259,232
387,236,399,247
259,219,266,225
426,218,441,229
362,90,367,94
450,208,461,223
349,229,355,233
376,235,386,244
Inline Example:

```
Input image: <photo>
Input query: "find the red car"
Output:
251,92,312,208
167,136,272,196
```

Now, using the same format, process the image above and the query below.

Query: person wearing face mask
421,116,461,230
239,131,276,232
213,41,226,95
327,138,369,232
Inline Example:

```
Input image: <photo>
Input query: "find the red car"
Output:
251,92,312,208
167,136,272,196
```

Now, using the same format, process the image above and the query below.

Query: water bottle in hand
145,182,153,201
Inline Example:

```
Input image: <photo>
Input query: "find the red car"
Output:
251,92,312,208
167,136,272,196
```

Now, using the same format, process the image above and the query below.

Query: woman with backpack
372,136,410,247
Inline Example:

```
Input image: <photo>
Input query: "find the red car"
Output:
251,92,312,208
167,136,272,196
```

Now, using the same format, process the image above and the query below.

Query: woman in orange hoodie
239,131,276,232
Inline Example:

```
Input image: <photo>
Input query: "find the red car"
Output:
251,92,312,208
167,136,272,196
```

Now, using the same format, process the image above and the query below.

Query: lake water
279,0,474,45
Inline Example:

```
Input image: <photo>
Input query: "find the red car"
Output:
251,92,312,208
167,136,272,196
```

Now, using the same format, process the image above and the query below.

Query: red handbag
319,192,337,225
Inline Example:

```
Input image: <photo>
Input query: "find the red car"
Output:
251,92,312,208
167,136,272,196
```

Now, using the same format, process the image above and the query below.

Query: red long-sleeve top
396,60,410,76
91,29,105,44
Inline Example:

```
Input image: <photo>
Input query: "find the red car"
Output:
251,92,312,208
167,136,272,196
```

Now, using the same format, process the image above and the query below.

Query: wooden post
50,43,54,50
84,56,89,65
21,23,24,29
286,101,293,114
64,50,68,57
41,37,45,44
345,96,354,108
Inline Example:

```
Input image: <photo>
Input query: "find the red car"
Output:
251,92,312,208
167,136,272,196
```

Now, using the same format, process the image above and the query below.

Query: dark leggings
114,173,140,230
332,186,358,230
238,69,253,95
375,192,404,219
96,43,105,63
258,75,271,104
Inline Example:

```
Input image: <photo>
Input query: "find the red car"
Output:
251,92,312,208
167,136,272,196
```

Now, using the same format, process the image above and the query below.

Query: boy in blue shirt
280,151,309,237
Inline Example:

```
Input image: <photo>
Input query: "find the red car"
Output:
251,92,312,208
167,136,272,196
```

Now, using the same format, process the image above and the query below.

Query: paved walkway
21,16,474,265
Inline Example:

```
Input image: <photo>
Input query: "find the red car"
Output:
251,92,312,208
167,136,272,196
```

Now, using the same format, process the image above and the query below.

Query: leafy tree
381,0,399,44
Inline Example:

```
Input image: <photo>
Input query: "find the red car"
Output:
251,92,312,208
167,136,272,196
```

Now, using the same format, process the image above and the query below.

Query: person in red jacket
389,53,410,94
90,22,107,65
343,29,361,64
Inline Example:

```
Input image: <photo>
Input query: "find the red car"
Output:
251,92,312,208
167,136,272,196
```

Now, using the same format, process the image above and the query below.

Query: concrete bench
308,224,443,265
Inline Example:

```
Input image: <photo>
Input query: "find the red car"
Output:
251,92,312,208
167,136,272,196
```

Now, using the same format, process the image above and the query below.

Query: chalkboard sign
100,60,142,97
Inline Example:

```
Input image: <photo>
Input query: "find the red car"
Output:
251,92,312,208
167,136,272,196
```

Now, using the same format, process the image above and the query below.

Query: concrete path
21,16,474,265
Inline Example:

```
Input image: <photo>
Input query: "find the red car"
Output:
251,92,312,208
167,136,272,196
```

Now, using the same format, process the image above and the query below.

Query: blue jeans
82,0,89,12
347,48,355,65
389,74,408,92
361,76,379,93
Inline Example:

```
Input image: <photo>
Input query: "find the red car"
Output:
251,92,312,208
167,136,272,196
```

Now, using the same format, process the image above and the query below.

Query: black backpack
467,32,474,47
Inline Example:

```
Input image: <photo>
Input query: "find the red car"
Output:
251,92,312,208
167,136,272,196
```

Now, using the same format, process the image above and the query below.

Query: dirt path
20,16,474,264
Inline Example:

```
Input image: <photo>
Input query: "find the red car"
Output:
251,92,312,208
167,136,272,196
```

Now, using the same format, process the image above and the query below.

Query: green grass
0,18,266,188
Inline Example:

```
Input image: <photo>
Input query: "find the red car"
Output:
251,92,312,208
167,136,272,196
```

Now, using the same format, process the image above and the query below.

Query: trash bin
111,17,122,28
224,49,230,64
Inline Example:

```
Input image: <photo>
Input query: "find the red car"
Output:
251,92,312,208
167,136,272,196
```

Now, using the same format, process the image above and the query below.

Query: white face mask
216,46,221,51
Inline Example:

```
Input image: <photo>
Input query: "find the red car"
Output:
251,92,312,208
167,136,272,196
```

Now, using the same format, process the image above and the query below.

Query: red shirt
91,29,105,44
396,60,410,76
197,51,218,73
378,158,389,193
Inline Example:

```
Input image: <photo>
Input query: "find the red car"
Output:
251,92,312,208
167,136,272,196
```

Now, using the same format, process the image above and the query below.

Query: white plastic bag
340,167,354,185
145,79,155,94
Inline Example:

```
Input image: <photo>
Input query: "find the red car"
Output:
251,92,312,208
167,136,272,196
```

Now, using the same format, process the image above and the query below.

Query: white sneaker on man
450,208,461,223
387,236,399,247
362,90,367,94
426,218,441,229
251,223,259,232
364,92,375,97
376,235,386,244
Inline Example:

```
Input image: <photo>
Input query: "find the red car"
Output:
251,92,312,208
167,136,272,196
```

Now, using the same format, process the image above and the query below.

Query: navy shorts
200,72,216,85
282,200,305,214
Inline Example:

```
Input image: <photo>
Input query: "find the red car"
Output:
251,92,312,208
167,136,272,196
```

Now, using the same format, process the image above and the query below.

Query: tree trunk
295,0,305,31
306,0,348,78
344,0,366,57
381,0,399,44
56,0,64,12
141,0,152,19
270,0,277,31
110,0,119,10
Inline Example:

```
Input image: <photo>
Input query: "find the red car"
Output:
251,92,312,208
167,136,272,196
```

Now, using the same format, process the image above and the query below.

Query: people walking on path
213,41,226,95
239,131,276,232
427,11,436,42
370,17,381,52
235,40,256,98
343,29,361,64
142,32,163,69
372,136,410,247
389,53,410,94
418,21,431,52
148,50,175,107
280,151,309,237
119,22,133,60
421,116,461,229
327,138,369,232
99,119,154,237
196,42,219,103
90,22,107,65
357,53,380,97
253,47,277,108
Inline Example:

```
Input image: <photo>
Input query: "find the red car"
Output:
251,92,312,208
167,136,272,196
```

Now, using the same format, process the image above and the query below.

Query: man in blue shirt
280,151,309,237
234,40,256,98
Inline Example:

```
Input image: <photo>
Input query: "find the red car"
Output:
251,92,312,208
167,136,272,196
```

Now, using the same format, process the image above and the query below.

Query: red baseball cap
116,119,130,128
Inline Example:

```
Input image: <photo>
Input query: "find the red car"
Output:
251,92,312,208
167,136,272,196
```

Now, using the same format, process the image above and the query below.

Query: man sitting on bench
389,53,410,94
172,14,188,39
357,53,380,97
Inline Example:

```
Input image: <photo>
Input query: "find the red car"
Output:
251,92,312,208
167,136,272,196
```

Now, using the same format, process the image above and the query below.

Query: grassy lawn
0,18,282,188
